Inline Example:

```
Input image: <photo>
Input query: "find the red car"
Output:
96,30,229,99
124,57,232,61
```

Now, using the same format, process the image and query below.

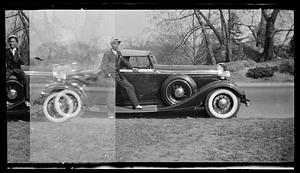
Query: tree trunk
256,10,266,48
261,9,280,62
194,11,216,65
289,35,294,53
197,10,224,46
219,10,232,62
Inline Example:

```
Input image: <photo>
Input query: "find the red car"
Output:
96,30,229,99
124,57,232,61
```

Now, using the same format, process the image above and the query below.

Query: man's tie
116,51,121,66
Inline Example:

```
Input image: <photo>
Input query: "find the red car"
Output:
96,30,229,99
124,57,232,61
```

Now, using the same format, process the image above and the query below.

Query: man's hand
132,68,139,73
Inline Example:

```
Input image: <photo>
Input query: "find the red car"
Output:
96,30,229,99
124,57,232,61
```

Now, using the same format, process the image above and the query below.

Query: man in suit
6,35,30,107
100,38,142,117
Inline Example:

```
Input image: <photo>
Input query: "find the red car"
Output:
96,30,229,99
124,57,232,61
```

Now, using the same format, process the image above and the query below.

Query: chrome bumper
241,96,251,107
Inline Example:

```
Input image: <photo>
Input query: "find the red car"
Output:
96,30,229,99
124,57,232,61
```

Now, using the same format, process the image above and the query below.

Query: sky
115,10,150,39
29,10,151,55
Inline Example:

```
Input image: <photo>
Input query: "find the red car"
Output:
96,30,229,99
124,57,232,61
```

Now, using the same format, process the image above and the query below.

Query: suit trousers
116,75,139,107
96,72,115,118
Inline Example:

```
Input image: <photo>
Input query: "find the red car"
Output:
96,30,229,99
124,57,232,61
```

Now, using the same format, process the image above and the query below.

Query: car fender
161,73,197,92
41,81,87,103
159,80,245,111
195,80,246,104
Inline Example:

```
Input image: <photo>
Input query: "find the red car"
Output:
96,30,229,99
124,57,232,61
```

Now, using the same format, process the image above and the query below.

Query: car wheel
54,90,83,119
161,77,196,106
6,80,25,106
43,92,72,123
205,89,240,119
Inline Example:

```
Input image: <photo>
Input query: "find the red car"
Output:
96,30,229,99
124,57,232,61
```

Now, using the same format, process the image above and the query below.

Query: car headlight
52,64,67,81
220,70,230,79
217,64,230,79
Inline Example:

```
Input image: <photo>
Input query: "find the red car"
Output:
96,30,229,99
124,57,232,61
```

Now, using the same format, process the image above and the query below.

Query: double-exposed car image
7,49,250,122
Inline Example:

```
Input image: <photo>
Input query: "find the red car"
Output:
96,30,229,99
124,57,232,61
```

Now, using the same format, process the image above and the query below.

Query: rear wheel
43,92,72,123
205,89,240,119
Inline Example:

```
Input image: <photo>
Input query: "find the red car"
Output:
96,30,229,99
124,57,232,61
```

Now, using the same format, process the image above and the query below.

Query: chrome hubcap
218,98,229,109
8,89,17,99
213,94,232,114
174,87,185,98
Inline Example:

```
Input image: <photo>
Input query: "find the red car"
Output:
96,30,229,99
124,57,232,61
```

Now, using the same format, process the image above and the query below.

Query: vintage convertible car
35,49,250,122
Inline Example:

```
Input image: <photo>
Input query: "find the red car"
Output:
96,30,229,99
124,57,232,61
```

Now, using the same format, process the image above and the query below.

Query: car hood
21,65,53,76
154,64,220,74
66,69,98,79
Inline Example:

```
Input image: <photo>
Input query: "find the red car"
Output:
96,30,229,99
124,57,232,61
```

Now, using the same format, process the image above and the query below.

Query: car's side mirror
34,57,44,61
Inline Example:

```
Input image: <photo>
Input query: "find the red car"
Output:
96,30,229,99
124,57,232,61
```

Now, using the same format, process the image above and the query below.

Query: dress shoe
25,101,31,107
135,105,143,109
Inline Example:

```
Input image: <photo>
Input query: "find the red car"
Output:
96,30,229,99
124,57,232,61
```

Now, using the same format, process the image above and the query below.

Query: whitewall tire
54,90,83,119
205,89,240,119
43,92,72,123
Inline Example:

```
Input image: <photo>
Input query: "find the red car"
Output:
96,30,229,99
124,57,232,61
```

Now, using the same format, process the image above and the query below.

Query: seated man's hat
7,35,19,43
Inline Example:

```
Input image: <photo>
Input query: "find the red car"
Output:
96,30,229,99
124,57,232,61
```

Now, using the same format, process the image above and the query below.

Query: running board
86,105,158,113
116,105,157,113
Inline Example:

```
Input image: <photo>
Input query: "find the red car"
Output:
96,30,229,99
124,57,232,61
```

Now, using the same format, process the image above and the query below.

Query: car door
118,55,158,105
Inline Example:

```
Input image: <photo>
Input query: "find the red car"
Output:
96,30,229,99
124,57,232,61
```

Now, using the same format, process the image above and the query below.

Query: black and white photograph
6,7,294,169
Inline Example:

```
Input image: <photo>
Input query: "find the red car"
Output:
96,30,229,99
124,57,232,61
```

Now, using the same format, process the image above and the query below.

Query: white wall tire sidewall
207,89,238,119
54,90,82,118
43,92,70,123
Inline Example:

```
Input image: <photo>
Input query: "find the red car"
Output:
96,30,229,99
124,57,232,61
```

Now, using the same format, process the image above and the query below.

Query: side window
128,56,151,69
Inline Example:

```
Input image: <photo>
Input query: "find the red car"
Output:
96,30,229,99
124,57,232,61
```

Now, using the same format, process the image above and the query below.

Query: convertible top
120,49,151,57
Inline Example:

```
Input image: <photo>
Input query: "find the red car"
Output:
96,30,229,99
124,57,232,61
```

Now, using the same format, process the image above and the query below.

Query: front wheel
54,90,83,119
6,80,25,107
205,89,240,119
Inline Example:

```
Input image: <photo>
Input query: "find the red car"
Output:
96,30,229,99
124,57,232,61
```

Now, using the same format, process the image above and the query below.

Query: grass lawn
7,117,294,163
7,121,30,163
116,117,294,162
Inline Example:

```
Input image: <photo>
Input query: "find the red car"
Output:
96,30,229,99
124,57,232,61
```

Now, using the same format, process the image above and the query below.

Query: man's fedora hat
110,38,121,44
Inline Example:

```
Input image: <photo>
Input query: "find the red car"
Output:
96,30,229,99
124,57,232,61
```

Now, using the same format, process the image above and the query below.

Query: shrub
246,66,275,79
278,60,294,75
231,45,247,61
274,45,294,59
213,45,246,63
241,45,262,62
225,59,257,72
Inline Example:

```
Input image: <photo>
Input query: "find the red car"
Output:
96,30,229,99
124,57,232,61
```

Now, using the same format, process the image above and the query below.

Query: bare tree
198,10,224,46
194,10,216,65
219,10,232,62
261,9,280,62
256,9,266,48
275,24,294,59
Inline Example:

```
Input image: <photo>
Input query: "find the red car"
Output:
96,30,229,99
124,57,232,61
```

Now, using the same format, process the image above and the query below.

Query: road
237,83,294,118
29,82,294,119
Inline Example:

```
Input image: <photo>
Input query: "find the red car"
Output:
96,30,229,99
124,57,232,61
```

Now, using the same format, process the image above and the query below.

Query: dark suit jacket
6,48,25,71
100,49,133,80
